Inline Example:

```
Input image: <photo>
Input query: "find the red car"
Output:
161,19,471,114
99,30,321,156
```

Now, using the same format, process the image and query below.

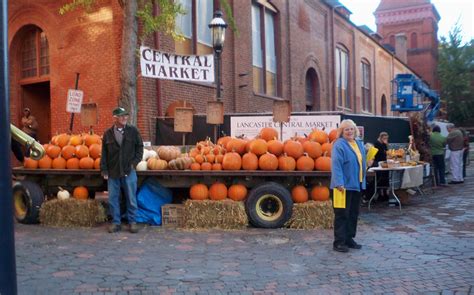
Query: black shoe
108,224,121,233
346,239,362,249
448,181,462,184
333,244,349,253
129,223,139,233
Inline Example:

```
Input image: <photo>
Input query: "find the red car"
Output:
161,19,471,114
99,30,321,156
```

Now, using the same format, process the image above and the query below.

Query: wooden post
68,73,80,133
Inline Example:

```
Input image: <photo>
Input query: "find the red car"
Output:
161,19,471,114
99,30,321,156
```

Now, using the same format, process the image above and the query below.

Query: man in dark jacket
100,107,143,233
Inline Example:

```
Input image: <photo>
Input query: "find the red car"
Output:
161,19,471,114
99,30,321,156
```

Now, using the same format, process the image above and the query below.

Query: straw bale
183,199,248,230
286,200,334,229
39,198,107,227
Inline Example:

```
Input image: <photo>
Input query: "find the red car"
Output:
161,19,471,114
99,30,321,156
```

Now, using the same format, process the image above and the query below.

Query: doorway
305,68,320,111
21,81,51,143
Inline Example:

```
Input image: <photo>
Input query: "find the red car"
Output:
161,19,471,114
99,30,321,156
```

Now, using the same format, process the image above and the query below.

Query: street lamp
208,10,227,100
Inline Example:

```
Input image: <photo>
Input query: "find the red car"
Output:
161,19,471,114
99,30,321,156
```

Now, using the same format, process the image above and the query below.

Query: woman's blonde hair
336,119,360,138
378,131,388,141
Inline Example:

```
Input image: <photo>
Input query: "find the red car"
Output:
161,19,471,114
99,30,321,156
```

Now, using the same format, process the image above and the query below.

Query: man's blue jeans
107,170,138,224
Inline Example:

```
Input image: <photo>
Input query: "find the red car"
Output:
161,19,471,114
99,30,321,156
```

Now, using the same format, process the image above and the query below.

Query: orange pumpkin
259,127,278,142
46,145,61,159
205,153,215,164
311,184,330,201
283,140,304,159
56,134,71,148
328,129,338,142
249,138,268,156
226,138,247,155
94,158,101,169
88,143,101,159
217,136,232,148
189,148,199,158
75,145,89,159
194,154,205,164
61,145,76,160
321,142,332,156
215,153,224,163
66,158,80,169
209,182,227,200
315,154,331,171
69,134,84,146
190,162,201,170
38,155,52,169
147,157,168,170
242,152,259,171
24,157,39,169
228,184,248,201
291,185,309,203
308,129,328,145
259,152,278,171
84,133,101,147
52,156,67,169
73,186,89,200
296,153,315,171
303,141,322,159
211,161,222,170
278,153,296,171
79,156,94,169
190,183,208,200
200,161,212,171
267,139,284,156
222,151,242,170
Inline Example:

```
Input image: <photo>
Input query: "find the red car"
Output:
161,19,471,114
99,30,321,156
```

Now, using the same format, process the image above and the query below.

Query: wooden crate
161,204,184,228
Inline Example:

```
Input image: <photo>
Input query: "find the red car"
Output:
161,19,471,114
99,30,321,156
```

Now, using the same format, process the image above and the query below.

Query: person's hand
336,186,344,192
101,172,108,180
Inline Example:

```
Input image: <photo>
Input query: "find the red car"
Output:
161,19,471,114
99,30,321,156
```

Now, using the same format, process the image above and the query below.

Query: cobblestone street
14,167,474,294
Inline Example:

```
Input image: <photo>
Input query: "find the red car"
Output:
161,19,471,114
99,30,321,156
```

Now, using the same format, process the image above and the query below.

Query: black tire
245,182,293,228
12,180,45,224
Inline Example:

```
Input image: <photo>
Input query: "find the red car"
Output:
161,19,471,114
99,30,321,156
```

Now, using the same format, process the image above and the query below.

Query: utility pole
0,0,19,294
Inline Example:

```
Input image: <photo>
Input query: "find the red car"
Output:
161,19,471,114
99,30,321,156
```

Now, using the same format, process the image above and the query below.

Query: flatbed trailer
12,167,373,228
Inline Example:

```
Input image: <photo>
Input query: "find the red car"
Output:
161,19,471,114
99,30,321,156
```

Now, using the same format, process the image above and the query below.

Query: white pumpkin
142,149,158,161
57,187,70,200
136,160,148,171
147,149,157,159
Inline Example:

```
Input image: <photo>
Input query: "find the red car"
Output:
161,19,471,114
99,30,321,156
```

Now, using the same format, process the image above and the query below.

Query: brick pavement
13,167,474,294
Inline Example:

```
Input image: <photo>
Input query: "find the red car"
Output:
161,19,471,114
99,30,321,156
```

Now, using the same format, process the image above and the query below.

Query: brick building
8,0,420,143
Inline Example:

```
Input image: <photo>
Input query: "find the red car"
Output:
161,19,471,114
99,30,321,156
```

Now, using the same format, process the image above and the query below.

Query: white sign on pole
231,115,341,141
140,46,214,83
66,89,84,113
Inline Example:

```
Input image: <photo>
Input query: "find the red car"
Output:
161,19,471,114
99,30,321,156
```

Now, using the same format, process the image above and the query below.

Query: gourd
147,157,168,170
57,187,70,200
136,160,148,171
168,157,193,170
157,146,181,161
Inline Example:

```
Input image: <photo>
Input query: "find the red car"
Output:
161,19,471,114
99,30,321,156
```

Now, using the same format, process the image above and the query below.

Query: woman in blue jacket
330,119,367,252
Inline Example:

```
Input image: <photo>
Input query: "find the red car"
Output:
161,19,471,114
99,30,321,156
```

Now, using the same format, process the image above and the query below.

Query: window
305,68,319,111
361,60,371,112
335,47,349,109
252,2,278,96
175,0,214,55
21,27,49,79
381,95,387,116
410,32,418,48
389,35,395,48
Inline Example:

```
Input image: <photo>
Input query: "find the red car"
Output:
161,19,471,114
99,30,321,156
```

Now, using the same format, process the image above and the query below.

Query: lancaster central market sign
140,46,214,83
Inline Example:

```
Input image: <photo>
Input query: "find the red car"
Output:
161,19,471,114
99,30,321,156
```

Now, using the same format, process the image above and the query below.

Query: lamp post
208,10,227,100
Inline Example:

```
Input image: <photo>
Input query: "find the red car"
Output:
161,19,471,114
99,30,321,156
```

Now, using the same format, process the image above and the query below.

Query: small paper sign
273,100,291,123
66,89,84,113
174,107,194,133
80,103,97,126
206,101,224,124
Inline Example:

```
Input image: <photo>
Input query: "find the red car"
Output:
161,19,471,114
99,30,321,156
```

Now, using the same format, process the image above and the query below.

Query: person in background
446,123,464,184
372,132,389,201
460,128,469,179
330,119,367,253
100,107,144,233
21,107,38,140
429,125,447,187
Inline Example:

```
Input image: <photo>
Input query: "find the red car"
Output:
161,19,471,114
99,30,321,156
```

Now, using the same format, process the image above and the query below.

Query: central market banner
140,46,214,82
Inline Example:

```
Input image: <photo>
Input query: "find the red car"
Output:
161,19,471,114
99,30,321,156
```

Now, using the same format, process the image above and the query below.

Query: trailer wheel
245,182,293,228
12,180,45,224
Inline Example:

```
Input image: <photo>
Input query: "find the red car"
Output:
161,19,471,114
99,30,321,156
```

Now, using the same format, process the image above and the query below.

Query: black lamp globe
208,10,227,53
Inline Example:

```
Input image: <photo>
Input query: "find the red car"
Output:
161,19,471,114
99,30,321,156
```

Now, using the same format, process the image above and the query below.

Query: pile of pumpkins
187,127,337,171
57,186,89,200
24,133,102,170
137,146,194,171
189,182,330,203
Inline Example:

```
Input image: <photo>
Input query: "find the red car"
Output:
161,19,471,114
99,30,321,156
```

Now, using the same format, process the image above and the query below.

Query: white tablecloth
369,165,424,189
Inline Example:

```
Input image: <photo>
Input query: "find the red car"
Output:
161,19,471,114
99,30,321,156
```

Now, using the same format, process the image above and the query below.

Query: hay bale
286,200,334,229
39,198,107,227
183,199,248,230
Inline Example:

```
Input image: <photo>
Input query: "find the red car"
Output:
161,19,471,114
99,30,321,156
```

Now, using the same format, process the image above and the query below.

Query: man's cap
112,107,129,116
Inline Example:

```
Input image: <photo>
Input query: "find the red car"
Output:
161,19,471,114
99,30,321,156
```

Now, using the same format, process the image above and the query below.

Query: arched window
381,95,387,116
305,68,319,111
335,46,350,109
410,32,418,48
389,35,395,48
361,59,371,112
21,27,49,79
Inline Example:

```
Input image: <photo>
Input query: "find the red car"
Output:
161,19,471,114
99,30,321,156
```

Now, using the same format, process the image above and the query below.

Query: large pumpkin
79,156,95,169
296,153,314,171
226,138,247,155
209,182,227,200
84,133,101,147
314,154,331,171
46,145,61,159
52,156,67,169
73,186,89,200
200,161,212,171
311,184,330,201
56,134,71,148
66,158,80,169
259,127,278,142
222,151,242,170
217,136,232,147
228,184,248,201
328,129,338,142
242,152,259,170
75,145,89,159
267,139,284,156
278,153,296,171
249,138,268,156
190,183,208,200
308,129,328,145
61,145,76,160
168,157,193,170
283,140,304,159
38,155,52,169
69,134,84,146
291,185,309,203
303,141,322,159
321,142,332,156
94,158,101,169
88,143,101,159
24,157,39,169
258,152,278,171
157,146,181,161
147,157,168,170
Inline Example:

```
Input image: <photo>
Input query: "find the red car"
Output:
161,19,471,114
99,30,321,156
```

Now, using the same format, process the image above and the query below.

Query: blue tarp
135,178,173,225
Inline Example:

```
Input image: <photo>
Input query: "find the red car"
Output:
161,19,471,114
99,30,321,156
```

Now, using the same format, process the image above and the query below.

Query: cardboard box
161,204,184,228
